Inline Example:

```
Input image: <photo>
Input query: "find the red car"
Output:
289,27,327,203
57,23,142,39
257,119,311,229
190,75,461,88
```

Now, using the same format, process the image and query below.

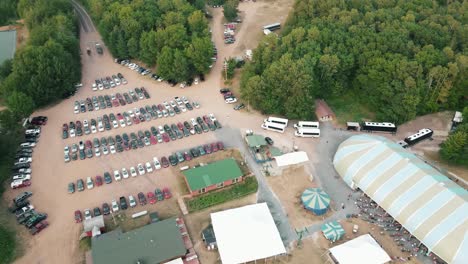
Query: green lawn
186,176,258,212
326,92,375,125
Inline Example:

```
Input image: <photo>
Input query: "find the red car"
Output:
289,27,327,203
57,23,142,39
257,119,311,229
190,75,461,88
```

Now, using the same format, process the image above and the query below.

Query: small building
211,203,286,264
83,215,105,237
201,224,217,250
91,217,187,264
182,158,244,196
315,99,335,122
0,30,16,64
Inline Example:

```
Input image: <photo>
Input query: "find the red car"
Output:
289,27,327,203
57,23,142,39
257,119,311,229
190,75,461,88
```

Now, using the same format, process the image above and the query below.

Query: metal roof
333,134,468,264
91,218,186,264
245,134,267,147
183,158,243,191
0,30,16,64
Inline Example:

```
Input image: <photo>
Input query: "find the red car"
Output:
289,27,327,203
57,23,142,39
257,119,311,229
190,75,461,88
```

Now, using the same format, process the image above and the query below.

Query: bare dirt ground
266,166,336,229
3,1,298,264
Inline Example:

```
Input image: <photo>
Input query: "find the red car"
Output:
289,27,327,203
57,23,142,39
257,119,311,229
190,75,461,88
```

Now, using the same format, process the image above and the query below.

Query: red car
149,136,157,145
184,152,192,161
177,122,184,131
11,179,31,189
203,115,210,123
132,116,140,125
211,142,219,152
147,192,156,204
123,142,131,151
217,141,224,150
163,187,172,199
74,210,82,223
76,121,82,128
95,175,103,186
62,123,68,131
161,156,169,168
30,220,49,235
157,104,164,111
116,93,123,100
112,99,120,107
204,144,212,154
85,140,92,149
162,133,170,143
117,113,124,120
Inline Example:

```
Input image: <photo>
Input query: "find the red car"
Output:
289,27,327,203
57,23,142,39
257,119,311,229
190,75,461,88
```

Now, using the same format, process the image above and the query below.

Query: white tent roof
275,151,309,167
329,234,391,264
163,258,183,264
211,203,286,264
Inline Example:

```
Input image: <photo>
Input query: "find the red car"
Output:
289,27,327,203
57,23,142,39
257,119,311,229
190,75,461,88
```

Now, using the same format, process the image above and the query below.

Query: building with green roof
0,30,16,64
91,217,186,264
183,158,244,196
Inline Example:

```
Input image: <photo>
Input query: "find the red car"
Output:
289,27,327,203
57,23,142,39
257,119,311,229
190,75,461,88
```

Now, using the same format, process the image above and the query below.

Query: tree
157,47,175,80
440,124,468,165
173,49,190,82
223,0,239,22
186,37,213,74
187,10,208,36
6,91,35,119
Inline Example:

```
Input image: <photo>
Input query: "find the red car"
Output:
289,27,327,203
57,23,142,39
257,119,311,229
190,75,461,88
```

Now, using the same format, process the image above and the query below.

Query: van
14,191,33,205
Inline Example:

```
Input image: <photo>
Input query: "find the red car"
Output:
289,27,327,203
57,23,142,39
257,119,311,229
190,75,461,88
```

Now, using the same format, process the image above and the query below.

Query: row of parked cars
9,192,49,235
115,59,152,76
220,88,238,104
91,73,128,91
74,86,150,114
64,114,221,162
68,157,164,194
167,141,225,167
74,188,172,222
11,119,47,189
65,96,198,139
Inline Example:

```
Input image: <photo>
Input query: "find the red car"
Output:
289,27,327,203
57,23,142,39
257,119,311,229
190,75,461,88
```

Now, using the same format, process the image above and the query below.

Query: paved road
71,0,95,33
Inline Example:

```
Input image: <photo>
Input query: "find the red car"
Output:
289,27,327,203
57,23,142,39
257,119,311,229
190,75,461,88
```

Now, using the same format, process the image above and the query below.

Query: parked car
137,163,145,175
161,156,169,168
111,200,119,212
113,170,121,181
84,209,92,220
102,203,110,215
145,162,153,173
68,182,75,194
163,187,172,199
119,196,128,210
74,210,82,223
128,195,137,208
147,192,156,204
77,179,84,191
103,172,112,184
130,167,137,177
30,220,49,235
95,175,103,186
138,192,147,205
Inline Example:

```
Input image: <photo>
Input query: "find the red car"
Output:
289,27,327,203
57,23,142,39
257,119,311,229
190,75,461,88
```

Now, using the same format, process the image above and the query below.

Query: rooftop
0,30,16,64
91,217,186,264
183,158,243,191
245,134,267,148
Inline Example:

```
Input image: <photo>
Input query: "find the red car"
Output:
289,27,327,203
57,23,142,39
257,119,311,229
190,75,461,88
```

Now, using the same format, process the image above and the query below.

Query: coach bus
261,122,285,133
263,23,281,32
264,117,288,127
361,121,397,133
294,121,319,129
294,127,320,138
404,128,433,146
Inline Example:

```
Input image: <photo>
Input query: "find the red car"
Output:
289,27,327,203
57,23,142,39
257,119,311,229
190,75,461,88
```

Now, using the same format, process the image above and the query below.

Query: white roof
329,234,391,264
275,151,309,167
163,258,183,264
211,203,286,264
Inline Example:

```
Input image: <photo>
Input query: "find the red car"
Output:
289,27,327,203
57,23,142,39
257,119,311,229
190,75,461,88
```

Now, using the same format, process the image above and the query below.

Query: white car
121,168,129,179
12,174,31,181
162,110,169,117
158,126,165,134
11,179,30,189
190,118,197,126
153,157,161,170
121,78,128,85
182,96,189,104
193,101,200,108
25,128,40,135
134,107,140,116
113,170,121,181
101,145,108,154
194,77,199,85
180,105,187,112
92,83,97,91
119,119,126,127
225,97,237,104
126,118,132,126
64,145,70,154
179,82,186,89
110,145,116,154
18,168,32,174
128,110,134,117
18,157,32,163
83,119,89,128
175,97,183,105
129,195,137,208
74,105,80,114
130,167,137,177
20,142,35,148
64,154,70,163
209,113,217,122
111,200,119,212
86,177,94,189
137,163,145,176
91,126,97,134
170,100,177,108
98,124,104,132
70,129,76,137
84,209,92,220
145,162,153,173
112,120,119,128
94,147,101,157
163,101,170,109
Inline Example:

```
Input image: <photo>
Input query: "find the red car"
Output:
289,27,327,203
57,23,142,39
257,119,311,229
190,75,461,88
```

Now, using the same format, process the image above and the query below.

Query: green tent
321,221,345,242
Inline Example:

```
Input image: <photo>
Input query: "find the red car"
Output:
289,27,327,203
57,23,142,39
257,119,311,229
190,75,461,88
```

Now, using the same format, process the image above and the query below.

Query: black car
93,207,101,217
119,196,128,210
234,103,245,110
138,192,147,205
190,148,200,158
265,137,274,145
168,154,178,166
103,172,112,184
102,203,110,215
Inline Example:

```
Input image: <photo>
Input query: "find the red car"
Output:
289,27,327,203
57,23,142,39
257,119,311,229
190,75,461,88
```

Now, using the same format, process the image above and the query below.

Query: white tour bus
294,127,320,138
263,117,288,127
293,121,319,129
261,122,285,133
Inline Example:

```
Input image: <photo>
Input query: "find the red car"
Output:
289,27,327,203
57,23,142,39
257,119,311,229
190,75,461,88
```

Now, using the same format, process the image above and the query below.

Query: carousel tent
333,135,468,264
321,221,345,242
301,188,330,215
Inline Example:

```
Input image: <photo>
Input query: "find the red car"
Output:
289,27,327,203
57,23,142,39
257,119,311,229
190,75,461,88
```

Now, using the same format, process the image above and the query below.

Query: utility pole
223,59,228,80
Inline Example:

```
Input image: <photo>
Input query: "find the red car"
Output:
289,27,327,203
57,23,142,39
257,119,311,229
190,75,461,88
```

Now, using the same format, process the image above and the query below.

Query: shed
275,151,309,167
245,134,268,148
315,99,335,122
202,224,217,249
346,122,360,131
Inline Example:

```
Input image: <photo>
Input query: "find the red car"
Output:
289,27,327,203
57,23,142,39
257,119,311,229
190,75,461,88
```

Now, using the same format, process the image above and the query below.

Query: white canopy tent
275,151,309,167
163,258,183,264
211,203,286,264
329,234,391,264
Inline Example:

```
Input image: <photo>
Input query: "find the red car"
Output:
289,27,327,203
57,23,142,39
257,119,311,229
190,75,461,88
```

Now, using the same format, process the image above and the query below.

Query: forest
81,0,214,82
240,0,467,123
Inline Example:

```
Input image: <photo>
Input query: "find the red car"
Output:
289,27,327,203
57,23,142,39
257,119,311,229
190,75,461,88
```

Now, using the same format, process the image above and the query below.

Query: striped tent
333,135,468,264
301,188,330,215
321,221,345,242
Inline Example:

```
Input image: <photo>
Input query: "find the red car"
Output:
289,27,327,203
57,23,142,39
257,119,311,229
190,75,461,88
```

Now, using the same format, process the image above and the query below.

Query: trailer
361,121,397,133
404,128,433,146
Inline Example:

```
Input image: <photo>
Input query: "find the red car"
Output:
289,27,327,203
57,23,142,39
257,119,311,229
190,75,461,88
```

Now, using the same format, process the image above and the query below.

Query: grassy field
326,92,375,125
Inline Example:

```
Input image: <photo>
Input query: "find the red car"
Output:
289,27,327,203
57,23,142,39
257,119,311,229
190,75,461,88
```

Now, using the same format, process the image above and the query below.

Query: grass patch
79,237,91,252
104,213,149,232
186,176,258,213
326,92,375,125
0,226,16,264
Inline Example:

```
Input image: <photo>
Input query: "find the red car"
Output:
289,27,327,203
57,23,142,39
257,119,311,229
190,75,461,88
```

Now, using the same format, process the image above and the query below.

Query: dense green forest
0,0,18,26
240,0,467,123
82,0,214,82
0,0,81,118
